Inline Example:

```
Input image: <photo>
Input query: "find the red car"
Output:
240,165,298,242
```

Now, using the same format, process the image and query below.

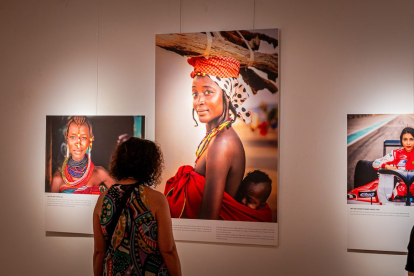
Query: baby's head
236,170,272,210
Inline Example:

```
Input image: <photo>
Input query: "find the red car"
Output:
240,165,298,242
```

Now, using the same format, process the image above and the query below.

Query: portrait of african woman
155,29,278,222
45,116,145,194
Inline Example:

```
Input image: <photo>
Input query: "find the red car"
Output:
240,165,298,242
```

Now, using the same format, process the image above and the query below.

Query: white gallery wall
0,0,413,275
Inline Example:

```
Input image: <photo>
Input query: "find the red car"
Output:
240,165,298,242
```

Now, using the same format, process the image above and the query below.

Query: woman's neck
118,177,137,184
206,116,230,132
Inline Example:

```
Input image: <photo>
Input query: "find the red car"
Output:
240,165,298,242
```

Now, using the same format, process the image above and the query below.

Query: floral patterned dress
100,184,169,276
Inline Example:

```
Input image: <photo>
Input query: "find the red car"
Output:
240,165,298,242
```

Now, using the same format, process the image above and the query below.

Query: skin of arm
93,192,108,276
50,172,64,193
95,166,116,188
145,187,182,276
198,136,233,220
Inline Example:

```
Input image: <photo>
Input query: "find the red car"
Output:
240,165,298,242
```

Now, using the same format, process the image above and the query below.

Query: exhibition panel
155,29,279,245
45,115,145,233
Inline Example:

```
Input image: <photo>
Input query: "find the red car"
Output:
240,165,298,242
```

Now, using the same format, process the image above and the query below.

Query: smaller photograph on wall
347,114,414,252
45,115,145,234
45,116,145,194
347,114,414,206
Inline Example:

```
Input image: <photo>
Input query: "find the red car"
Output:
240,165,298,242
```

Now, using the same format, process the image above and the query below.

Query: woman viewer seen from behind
93,137,181,276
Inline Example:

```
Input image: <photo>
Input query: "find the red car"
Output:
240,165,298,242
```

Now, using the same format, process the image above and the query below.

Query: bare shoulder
94,166,115,187
144,186,167,204
94,166,111,182
209,127,243,155
52,171,64,183
94,166,110,176
51,171,64,192
143,186,169,212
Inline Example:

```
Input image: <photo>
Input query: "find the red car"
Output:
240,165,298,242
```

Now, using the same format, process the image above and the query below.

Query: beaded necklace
61,153,94,187
195,119,232,165
67,155,88,178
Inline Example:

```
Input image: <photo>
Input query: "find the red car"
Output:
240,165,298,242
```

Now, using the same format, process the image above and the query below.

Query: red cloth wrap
188,56,240,79
164,165,272,222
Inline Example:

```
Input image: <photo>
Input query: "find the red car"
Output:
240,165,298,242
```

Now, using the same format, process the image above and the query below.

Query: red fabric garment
400,151,414,195
407,153,414,170
73,185,101,194
164,165,272,222
59,184,102,194
373,148,414,170
188,56,240,79
372,149,414,196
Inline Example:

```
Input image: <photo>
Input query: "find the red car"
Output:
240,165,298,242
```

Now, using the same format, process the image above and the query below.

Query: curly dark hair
235,170,272,202
109,137,164,187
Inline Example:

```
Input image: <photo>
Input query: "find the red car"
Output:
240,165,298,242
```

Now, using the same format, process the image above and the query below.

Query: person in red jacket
372,127,414,198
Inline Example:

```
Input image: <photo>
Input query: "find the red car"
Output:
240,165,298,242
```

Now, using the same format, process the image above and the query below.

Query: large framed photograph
156,29,279,245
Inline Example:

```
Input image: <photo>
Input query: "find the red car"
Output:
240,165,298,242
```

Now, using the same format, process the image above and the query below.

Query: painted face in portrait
67,123,91,161
192,75,227,126
402,133,414,153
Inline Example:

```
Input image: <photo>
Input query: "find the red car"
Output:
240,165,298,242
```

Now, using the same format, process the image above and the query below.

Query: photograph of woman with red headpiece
156,29,278,225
